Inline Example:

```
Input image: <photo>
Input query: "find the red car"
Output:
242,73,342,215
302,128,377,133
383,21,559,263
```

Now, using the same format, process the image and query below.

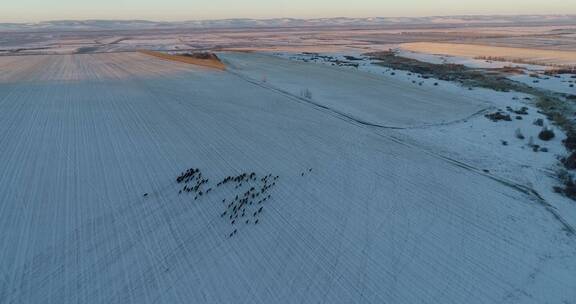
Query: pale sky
1,0,575,23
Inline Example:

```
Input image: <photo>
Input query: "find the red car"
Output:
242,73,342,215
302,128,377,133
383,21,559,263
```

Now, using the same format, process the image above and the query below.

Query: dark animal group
176,168,210,200
175,168,280,239
218,172,279,238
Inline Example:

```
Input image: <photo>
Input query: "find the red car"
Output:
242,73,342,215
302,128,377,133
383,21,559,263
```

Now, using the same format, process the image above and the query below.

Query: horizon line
2,13,576,25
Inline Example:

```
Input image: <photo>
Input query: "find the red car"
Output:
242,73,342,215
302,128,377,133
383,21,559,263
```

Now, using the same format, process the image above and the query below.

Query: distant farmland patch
400,42,576,66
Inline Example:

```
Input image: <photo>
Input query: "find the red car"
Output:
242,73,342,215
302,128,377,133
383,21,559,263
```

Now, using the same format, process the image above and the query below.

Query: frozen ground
273,50,576,227
396,49,540,69
400,42,576,66
256,51,576,229
220,52,488,128
0,52,575,304
509,73,576,95
395,47,576,95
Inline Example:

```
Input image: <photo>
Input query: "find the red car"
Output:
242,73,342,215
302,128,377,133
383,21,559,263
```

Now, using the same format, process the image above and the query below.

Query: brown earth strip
139,50,226,70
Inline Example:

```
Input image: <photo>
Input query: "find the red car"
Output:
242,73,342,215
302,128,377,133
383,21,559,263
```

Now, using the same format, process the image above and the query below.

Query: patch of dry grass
139,50,226,70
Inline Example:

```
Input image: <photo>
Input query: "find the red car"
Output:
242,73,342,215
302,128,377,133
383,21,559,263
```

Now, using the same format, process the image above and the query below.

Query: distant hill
1,15,575,32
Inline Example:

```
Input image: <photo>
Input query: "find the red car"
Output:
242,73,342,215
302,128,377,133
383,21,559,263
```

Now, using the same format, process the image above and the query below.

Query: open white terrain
219,52,488,128
0,52,575,304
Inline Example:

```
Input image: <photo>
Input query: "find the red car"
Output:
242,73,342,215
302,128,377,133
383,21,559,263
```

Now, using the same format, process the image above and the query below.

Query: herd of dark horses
175,167,312,238
175,168,280,238
176,168,312,238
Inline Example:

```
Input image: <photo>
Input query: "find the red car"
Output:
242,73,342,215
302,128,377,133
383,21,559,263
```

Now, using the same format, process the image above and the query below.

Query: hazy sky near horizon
1,0,574,22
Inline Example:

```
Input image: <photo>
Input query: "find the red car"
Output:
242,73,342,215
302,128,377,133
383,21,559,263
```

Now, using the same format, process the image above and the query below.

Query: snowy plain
0,52,575,304
219,52,488,128
508,73,576,95
396,48,576,95
270,50,576,230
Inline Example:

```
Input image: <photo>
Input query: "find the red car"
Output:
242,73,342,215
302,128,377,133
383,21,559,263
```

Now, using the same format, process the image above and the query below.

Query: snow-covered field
395,48,576,95
271,50,576,226
509,73,576,95
220,52,488,128
400,42,576,66
396,49,539,69
0,52,575,304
